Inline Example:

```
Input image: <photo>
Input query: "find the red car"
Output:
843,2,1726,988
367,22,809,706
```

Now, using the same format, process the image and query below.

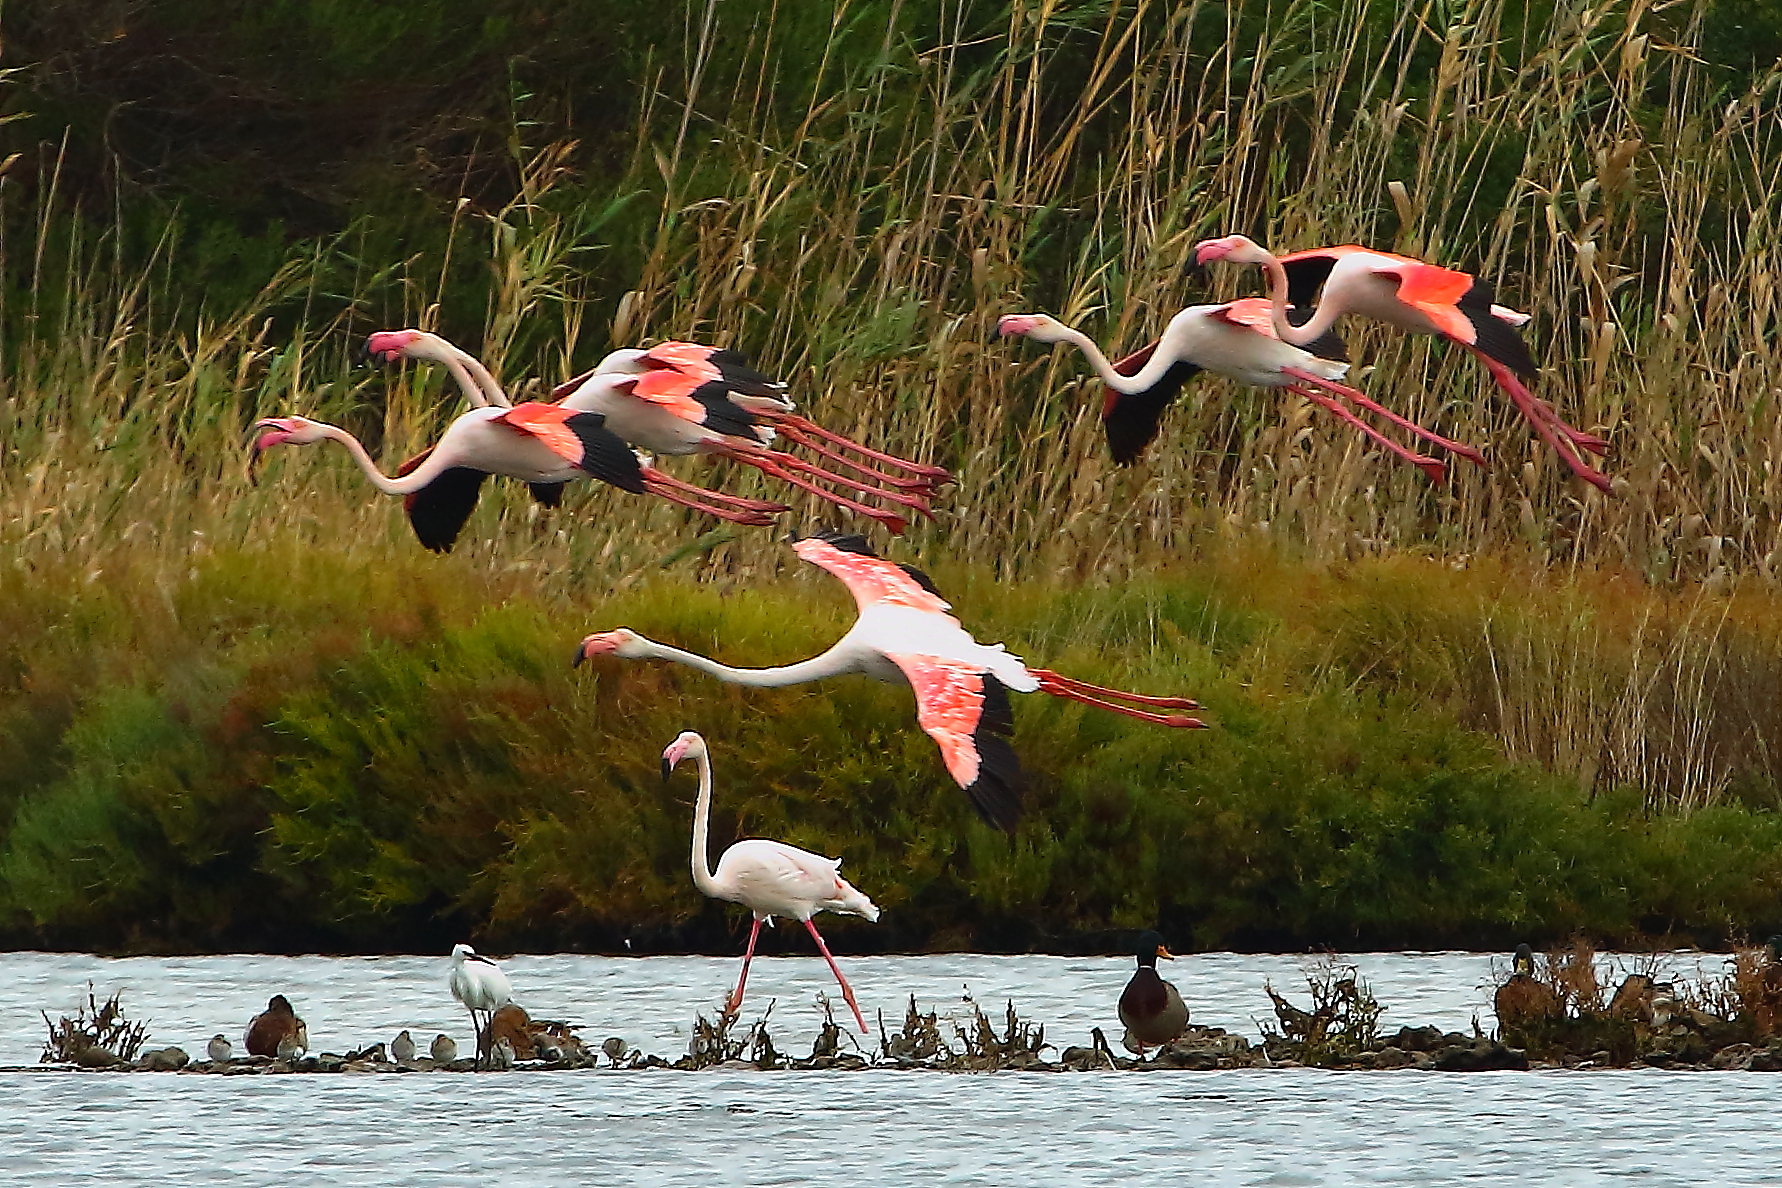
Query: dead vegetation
40,985,149,1066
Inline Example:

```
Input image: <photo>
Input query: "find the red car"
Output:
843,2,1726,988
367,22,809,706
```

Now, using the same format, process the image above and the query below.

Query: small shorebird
206,1034,232,1063
1119,931,1188,1056
390,1030,416,1065
430,1034,458,1064
276,1033,306,1061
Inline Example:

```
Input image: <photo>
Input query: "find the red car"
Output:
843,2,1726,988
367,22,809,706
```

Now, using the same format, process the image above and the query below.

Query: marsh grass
7,0,1782,945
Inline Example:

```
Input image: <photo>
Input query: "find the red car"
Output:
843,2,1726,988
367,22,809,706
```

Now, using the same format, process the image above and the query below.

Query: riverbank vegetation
4,0,1782,951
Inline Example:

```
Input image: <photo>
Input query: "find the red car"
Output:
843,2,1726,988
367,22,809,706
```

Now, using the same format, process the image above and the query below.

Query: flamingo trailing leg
662,731,878,1034
1193,234,1612,492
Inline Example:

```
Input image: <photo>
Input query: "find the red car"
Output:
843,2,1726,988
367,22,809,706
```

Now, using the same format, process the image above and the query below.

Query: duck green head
1134,929,1175,968
1512,943,1535,976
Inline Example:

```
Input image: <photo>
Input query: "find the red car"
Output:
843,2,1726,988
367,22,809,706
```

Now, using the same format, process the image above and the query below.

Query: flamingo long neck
1253,250,1345,348
633,637,862,687
1047,324,1184,395
689,746,724,900
317,426,451,496
449,347,512,409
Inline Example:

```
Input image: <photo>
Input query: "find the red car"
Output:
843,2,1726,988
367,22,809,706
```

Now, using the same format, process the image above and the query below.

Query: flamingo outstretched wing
1099,342,1202,467
881,654,1024,833
791,532,951,615
393,446,487,553
494,403,646,492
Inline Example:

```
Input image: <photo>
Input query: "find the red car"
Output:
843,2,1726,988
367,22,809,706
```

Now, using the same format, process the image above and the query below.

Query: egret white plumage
662,730,880,1034
449,943,514,1070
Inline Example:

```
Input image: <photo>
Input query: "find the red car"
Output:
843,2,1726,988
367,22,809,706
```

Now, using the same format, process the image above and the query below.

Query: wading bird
390,1029,416,1066
998,304,1480,482
430,1034,458,1064
576,533,1206,834
1119,930,1188,1057
206,1034,232,1063
244,994,306,1058
449,943,514,1071
250,400,785,553
1192,234,1612,492
662,730,878,1034
368,328,950,534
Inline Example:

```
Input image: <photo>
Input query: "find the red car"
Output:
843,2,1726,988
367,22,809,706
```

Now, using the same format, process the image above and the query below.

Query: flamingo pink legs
803,919,870,1035
720,916,869,1037
641,468,790,526
1476,354,1613,492
1029,669,1208,729
1283,384,1449,484
1282,368,1489,468
718,444,912,534
759,411,954,485
723,917,766,1023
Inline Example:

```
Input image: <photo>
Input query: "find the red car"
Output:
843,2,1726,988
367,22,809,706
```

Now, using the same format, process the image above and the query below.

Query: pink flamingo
368,329,951,535
1192,235,1611,492
998,302,1483,482
662,730,879,1034
250,401,786,553
577,533,1205,834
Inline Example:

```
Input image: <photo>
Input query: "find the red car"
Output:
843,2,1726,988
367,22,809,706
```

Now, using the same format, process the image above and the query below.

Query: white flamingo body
707,838,877,924
663,731,878,1033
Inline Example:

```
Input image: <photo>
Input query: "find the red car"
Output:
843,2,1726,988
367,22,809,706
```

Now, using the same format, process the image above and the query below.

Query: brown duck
244,994,307,1058
1119,930,1188,1055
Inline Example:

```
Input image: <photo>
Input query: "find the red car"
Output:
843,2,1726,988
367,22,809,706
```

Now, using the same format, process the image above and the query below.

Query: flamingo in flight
997,302,1482,482
367,329,951,535
575,532,1206,834
1192,235,1612,492
250,399,787,553
662,730,879,1034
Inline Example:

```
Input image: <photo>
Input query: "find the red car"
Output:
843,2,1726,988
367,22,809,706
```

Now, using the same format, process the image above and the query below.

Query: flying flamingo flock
248,229,1611,1046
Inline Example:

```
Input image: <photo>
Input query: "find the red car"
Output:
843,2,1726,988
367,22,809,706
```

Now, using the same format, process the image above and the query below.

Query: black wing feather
1102,362,1201,466
962,674,1024,834
563,412,647,494
1456,277,1539,377
690,380,760,438
706,349,783,396
528,482,566,508
404,467,488,553
806,531,877,557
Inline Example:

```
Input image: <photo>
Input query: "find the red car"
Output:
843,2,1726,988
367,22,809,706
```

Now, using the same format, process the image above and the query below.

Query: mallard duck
1119,930,1188,1056
243,994,305,1058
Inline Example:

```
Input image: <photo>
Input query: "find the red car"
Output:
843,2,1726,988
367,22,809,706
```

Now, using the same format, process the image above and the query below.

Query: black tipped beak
660,758,673,783
571,642,587,669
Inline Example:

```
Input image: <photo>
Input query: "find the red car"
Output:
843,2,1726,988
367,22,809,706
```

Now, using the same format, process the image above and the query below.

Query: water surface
0,950,1765,1186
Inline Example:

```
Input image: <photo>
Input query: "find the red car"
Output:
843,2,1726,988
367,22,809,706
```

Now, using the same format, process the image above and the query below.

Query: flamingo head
365,329,430,364
996,313,1066,342
660,730,707,780
1192,234,1268,266
249,416,330,479
572,628,645,666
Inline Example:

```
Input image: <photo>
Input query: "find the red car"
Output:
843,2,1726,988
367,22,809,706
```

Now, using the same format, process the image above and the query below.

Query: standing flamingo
448,943,514,1070
368,328,950,535
1192,235,1612,492
250,400,786,552
997,302,1483,482
662,730,879,1034
575,532,1205,833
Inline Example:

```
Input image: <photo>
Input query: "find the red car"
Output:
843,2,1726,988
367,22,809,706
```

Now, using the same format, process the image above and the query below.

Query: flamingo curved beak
247,417,299,480
364,330,416,364
996,314,1039,338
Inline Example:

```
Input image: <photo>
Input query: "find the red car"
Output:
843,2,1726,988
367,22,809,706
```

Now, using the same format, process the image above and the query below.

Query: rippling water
1,950,1769,1186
